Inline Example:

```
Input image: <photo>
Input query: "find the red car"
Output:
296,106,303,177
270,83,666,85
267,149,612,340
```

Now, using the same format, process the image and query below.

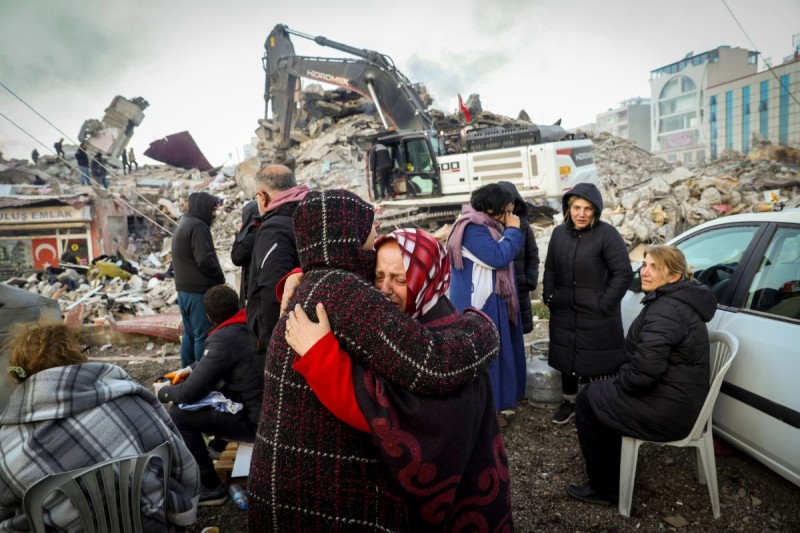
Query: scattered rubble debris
79,95,149,160
2,84,798,328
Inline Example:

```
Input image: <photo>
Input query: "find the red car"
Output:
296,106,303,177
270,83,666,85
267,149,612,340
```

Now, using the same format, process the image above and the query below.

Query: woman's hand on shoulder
285,303,331,356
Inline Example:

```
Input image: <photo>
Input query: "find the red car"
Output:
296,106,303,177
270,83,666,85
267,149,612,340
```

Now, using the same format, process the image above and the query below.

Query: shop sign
0,205,88,225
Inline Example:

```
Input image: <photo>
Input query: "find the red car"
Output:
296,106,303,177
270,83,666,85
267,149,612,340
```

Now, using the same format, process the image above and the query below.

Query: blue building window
759,80,769,138
742,86,751,154
779,74,790,145
709,96,718,160
725,91,734,149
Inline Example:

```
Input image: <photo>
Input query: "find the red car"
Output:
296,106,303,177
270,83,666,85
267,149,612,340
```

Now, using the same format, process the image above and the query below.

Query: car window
744,226,800,320
675,224,761,301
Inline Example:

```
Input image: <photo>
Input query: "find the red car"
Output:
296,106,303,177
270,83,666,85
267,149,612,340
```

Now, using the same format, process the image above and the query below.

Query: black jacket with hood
498,181,540,333
584,279,716,441
231,200,261,307
171,192,225,293
543,183,633,377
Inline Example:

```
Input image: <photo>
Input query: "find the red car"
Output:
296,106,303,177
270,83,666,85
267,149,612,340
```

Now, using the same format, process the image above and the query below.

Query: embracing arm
295,272,499,396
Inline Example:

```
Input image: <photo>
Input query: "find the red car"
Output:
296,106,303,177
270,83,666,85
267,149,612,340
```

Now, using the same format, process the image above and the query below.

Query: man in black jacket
247,164,309,353
369,140,392,200
172,191,225,367
230,200,261,307
156,285,263,505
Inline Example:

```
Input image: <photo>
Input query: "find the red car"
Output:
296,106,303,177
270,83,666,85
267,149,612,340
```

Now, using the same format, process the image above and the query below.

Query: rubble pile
4,85,800,328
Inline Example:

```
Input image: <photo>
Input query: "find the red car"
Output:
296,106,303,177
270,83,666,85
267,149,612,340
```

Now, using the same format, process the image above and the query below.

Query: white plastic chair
618,330,739,519
23,441,172,533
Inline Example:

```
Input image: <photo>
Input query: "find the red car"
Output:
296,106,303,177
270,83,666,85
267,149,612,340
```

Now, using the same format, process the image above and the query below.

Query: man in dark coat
157,285,263,506
230,200,261,307
246,164,308,353
369,140,392,200
543,182,633,424
75,143,90,185
568,245,716,505
171,191,225,366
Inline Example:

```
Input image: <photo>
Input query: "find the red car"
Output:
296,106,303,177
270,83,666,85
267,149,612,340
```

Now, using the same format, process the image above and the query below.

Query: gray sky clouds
1,0,797,166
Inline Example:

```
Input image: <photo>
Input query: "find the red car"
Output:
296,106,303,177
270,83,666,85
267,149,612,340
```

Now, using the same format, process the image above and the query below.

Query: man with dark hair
246,164,309,352
156,285,263,506
171,191,225,366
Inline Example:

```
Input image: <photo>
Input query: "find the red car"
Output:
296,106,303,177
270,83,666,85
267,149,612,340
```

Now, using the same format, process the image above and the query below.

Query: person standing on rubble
90,153,108,189
75,143,91,186
246,164,308,353
30,148,39,166
172,191,225,367
369,139,392,200
543,183,633,425
54,138,64,159
121,148,130,175
128,147,138,170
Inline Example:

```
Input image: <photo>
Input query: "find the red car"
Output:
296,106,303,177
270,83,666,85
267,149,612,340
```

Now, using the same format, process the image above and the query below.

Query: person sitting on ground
567,245,716,506
283,228,512,531
155,284,263,506
0,321,200,531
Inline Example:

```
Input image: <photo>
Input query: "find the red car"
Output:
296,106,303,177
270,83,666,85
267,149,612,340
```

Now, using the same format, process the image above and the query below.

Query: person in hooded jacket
498,181,540,335
543,182,633,424
230,200,261,307
171,191,225,367
567,245,717,506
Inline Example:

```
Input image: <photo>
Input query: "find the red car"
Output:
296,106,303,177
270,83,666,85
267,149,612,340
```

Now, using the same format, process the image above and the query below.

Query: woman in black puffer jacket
567,245,717,506
543,183,633,424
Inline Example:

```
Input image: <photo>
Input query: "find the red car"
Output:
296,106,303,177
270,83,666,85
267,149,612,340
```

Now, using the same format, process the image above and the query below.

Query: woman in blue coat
447,184,525,418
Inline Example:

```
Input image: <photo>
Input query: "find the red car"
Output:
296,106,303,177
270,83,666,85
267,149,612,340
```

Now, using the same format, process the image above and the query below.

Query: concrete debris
3,83,799,328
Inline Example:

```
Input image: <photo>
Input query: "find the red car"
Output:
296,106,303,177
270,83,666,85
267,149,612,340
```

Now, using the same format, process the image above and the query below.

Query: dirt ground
104,343,800,533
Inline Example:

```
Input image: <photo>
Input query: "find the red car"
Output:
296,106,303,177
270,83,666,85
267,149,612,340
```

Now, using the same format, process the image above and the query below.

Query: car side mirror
629,263,642,292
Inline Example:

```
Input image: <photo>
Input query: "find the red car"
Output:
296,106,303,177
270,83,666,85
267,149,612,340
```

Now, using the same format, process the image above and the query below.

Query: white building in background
649,46,759,167
242,137,258,160
705,50,800,161
596,97,651,151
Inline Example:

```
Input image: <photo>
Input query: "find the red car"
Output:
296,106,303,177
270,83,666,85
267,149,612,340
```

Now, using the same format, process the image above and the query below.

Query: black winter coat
158,311,264,426
231,201,261,307
543,183,632,377
585,279,716,441
171,192,224,293
246,202,299,352
514,219,540,334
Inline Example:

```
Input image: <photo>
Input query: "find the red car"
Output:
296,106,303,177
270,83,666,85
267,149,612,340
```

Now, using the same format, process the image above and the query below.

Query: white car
620,208,800,487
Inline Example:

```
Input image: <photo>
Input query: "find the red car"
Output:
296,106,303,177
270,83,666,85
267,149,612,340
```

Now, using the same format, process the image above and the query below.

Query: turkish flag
32,238,59,270
458,94,472,124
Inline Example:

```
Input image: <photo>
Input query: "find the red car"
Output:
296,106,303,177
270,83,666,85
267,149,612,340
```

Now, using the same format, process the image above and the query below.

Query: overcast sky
1,0,798,167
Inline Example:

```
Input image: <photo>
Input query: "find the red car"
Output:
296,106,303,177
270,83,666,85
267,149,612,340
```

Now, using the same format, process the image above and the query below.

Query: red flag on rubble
458,94,472,124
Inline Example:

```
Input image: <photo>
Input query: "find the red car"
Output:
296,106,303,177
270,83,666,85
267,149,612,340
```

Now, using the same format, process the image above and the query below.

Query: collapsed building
2,84,799,328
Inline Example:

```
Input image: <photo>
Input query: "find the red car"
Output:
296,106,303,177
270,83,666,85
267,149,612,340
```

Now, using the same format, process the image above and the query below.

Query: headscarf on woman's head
293,189,376,280
375,229,450,319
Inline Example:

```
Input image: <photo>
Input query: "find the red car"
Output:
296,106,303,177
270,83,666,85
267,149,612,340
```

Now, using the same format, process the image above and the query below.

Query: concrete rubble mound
3,85,798,329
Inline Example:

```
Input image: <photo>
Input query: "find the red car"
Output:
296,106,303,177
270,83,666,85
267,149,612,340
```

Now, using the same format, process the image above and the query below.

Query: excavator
263,24,598,226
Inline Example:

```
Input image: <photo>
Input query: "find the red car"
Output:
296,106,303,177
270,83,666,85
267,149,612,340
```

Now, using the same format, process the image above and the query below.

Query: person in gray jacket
543,183,633,424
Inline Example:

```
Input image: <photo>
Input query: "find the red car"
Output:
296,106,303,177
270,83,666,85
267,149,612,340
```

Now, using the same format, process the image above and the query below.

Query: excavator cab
375,130,441,197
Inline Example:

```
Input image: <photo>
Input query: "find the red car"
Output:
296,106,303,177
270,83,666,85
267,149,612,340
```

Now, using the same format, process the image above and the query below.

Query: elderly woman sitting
568,245,717,506
0,321,200,530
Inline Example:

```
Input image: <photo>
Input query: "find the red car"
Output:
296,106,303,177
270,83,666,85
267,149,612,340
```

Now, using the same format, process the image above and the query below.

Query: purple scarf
447,204,519,324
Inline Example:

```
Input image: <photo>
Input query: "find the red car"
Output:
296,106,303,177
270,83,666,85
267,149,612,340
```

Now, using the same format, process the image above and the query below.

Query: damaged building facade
0,188,131,277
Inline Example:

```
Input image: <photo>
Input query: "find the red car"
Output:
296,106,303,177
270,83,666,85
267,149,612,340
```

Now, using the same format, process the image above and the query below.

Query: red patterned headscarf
375,229,451,319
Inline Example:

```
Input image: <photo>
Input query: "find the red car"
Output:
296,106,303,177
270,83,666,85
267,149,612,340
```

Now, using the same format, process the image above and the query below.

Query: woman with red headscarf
285,228,512,533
